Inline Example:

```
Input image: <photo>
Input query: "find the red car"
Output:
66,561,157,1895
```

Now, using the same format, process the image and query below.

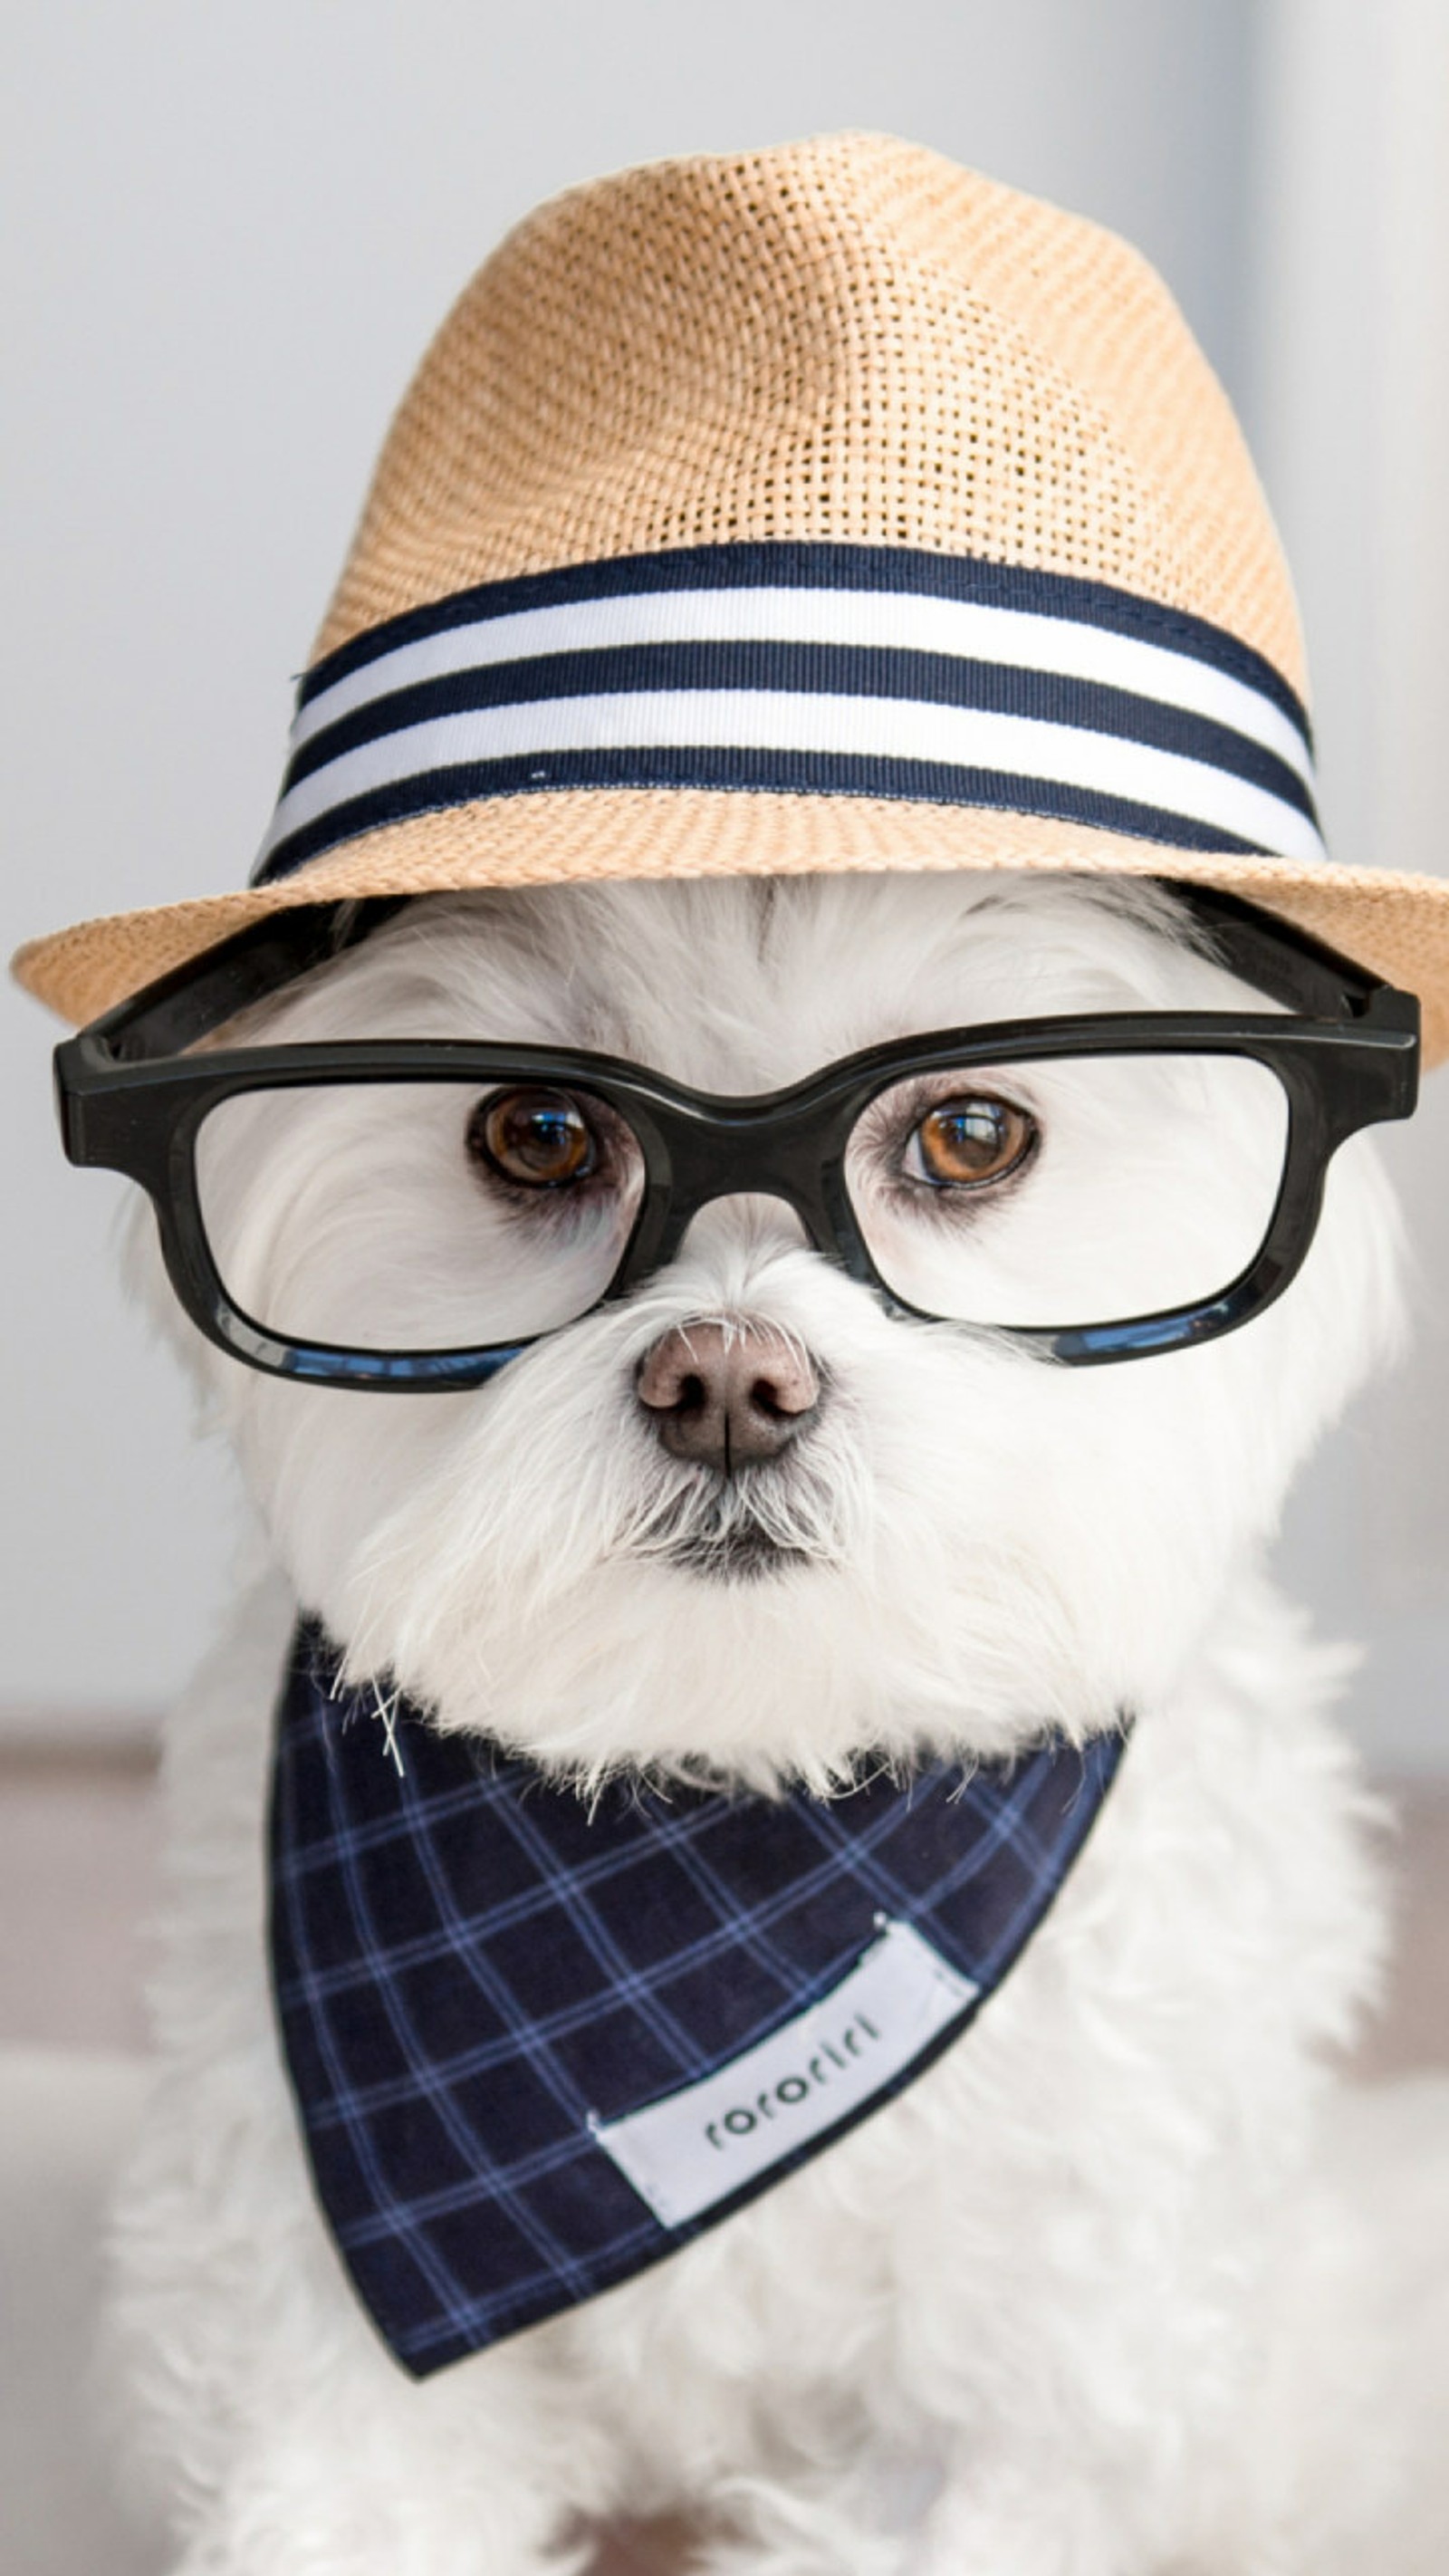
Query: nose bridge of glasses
657,1101,845,1260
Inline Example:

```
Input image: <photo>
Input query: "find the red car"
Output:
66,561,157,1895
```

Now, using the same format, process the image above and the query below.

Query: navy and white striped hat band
254,542,1323,889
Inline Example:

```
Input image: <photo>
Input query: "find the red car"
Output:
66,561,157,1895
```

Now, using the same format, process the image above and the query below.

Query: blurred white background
3,0,1445,1763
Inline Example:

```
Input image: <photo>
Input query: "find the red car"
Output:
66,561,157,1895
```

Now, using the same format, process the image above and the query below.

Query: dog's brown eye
907,1095,1036,1188
468,1088,598,1187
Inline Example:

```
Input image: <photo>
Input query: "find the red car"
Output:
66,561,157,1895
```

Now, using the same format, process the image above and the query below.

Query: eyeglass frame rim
53,884,1421,1388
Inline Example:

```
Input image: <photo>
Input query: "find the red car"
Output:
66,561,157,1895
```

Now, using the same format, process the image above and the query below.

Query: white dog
110,868,1448,2576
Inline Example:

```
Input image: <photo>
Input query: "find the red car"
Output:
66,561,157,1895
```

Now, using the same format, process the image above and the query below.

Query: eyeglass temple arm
78,899,413,1065
1165,881,1391,1021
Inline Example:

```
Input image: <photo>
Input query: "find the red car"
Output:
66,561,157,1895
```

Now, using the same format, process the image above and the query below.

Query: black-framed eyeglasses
53,885,1419,1389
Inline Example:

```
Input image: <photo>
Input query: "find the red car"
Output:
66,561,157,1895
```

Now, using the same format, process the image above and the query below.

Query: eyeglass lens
843,1052,1288,1329
193,1081,647,1353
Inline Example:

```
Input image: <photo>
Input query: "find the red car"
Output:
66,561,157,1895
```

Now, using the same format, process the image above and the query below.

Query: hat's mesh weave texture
318,134,1304,696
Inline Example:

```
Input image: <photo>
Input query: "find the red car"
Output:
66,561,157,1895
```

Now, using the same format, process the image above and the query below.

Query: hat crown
318,131,1304,697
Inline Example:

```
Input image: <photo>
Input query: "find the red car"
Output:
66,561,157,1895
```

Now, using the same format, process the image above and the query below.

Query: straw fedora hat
14,130,1449,1056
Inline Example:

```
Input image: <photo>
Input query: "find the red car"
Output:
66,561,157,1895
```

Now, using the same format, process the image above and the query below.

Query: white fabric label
591,1918,978,2227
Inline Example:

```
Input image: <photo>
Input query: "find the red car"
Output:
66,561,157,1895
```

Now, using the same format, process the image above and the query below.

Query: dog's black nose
636,1322,821,1471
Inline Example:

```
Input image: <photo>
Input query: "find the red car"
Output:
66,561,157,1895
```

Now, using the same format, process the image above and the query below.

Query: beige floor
2,1751,1444,2576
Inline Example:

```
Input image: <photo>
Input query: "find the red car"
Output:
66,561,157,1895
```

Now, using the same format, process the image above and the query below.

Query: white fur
110,871,1449,2573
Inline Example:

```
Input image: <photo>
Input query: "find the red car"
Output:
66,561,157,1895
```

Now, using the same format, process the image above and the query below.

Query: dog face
158,872,1404,1783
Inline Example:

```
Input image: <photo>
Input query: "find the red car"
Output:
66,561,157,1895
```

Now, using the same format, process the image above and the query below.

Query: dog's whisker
370,1679,406,1775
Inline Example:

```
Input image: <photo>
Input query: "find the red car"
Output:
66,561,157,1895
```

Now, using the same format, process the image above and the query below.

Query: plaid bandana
270,1621,1127,2377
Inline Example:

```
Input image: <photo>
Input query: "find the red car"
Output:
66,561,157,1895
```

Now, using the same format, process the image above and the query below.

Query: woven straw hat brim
14,789,1449,1064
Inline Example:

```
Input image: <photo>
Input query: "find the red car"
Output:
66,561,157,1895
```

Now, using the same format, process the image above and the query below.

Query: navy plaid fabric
270,1621,1128,2376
